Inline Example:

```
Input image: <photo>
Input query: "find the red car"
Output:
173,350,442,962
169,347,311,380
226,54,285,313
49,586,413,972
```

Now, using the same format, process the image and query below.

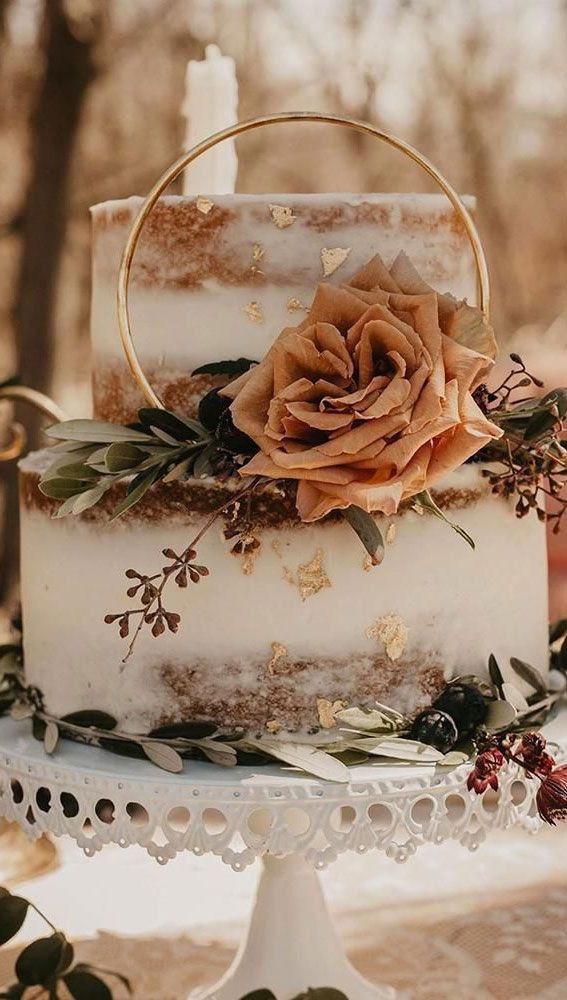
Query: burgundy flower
533,752,556,778
518,732,548,768
467,748,505,794
536,764,567,825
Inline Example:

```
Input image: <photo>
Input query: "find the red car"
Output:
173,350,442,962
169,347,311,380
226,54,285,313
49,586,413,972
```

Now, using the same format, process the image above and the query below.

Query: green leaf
55,462,101,481
240,990,276,1000
335,706,396,732
98,738,146,760
193,443,218,479
110,465,161,520
138,408,204,442
38,478,83,500
296,990,349,1000
524,388,567,440
488,653,505,696
64,970,112,1000
142,741,184,773
509,657,548,696
15,934,65,986
46,420,154,444
0,893,29,945
484,699,517,730
104,442,147,473
550,619,567,644
192,357,256,378
413,490,475,549
239,992,277,1000
352,736,444,762
61,710,117,730
502,682,529,711
341,506,385,564
149,721,217,740
53,483,112,518
0,984,26,999
246,738,350,782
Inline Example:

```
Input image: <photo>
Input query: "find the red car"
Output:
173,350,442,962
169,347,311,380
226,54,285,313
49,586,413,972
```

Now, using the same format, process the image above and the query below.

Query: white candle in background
182,44,239,196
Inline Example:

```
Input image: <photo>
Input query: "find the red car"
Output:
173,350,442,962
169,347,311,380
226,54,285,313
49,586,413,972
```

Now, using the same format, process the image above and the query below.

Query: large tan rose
225,252,502,522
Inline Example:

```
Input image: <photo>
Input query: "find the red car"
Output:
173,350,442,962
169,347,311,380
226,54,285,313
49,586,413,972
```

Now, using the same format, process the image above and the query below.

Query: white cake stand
0,714,565,1000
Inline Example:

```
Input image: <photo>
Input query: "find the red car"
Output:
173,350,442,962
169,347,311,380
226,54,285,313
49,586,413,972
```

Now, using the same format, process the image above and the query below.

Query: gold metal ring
117,111,491,410
0,385,68,462
0,423,27,462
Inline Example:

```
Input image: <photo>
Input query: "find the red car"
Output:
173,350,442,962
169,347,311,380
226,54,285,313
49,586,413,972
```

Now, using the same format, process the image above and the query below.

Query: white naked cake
18,193,550,739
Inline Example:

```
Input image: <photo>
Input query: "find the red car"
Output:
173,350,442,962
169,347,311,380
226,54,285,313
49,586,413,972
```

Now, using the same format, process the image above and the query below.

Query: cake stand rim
1,712,565,870
0,714,489,798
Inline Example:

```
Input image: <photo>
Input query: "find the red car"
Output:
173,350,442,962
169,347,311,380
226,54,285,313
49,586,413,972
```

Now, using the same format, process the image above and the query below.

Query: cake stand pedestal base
199,854,392,1000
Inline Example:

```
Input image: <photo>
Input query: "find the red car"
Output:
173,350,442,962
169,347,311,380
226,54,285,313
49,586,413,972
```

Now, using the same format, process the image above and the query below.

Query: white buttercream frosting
19,456,549,732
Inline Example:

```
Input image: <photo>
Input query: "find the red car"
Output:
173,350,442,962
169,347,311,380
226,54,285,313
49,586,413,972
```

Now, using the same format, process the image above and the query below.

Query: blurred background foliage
0,0,566,600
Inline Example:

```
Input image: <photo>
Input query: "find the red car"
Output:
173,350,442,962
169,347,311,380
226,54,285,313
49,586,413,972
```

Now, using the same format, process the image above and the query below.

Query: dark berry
198,388,230,432
434,683,487,737
409,709,458,753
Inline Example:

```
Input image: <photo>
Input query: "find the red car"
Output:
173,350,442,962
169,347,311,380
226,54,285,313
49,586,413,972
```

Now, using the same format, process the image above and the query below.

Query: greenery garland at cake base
1,618,566,788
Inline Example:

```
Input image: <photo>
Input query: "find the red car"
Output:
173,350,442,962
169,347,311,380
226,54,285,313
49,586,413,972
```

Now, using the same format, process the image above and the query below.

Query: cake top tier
91,193,477,422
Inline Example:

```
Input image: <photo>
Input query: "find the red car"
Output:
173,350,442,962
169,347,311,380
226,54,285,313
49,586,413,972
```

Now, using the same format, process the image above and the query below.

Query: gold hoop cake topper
117,111,491,410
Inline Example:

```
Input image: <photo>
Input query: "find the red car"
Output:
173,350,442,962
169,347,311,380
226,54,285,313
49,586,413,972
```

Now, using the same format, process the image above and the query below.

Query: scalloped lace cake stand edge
1,713,566,1000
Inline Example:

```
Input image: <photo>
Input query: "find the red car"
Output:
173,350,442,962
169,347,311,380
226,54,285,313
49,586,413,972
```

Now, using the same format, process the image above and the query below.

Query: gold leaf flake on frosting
317,698,346,729
243,301,264,323
287,297,308,313
386,523,397,545
269,203,297,229
252,243,265,263
362,555,374,572
196,196,214,215
320,246,352,277
241,547,260,575
266,720,282,733
267,641,288,675
366,614,409,662
297,549,331,601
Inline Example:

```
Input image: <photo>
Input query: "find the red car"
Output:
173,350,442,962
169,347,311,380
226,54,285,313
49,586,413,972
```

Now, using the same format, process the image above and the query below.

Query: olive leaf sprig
38,407,237,520
476,354,567,533
0,887,131,999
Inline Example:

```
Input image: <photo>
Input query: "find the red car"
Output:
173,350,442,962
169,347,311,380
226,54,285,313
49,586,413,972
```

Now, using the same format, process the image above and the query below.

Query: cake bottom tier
19,457,550,735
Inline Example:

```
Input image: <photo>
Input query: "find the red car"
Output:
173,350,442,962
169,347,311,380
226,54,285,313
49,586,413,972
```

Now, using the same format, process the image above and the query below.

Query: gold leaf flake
271,539,282,557
317,697,346,730
196,196,214,215
252,243,265,263
286,297,308,313
267,641,288,675
321,246,352,277
366,613,409,662
266,720,282,733
282,566,295,586
241,547,260,575
297,549,331,601
363,555,374,572
269,203,297,229
243,301,264,323
386,523,397,545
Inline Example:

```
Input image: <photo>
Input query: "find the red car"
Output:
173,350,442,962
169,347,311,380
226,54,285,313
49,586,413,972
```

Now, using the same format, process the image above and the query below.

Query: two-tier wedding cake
17,193,549,738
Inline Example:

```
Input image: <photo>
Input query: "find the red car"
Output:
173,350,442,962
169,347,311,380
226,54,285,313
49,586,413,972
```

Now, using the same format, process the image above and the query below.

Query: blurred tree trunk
1,0,105,600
